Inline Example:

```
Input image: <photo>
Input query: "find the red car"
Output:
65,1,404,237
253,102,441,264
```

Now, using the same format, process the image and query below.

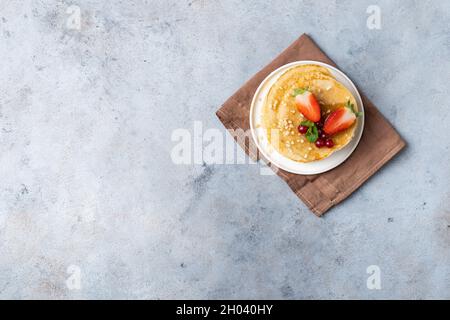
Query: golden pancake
262,64,359,162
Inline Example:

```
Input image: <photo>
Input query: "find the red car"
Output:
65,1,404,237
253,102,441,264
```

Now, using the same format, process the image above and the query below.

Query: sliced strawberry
323,101,362,135
293,89,321,122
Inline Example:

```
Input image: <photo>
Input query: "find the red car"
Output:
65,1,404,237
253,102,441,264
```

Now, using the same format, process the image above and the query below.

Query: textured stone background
0,0,449,299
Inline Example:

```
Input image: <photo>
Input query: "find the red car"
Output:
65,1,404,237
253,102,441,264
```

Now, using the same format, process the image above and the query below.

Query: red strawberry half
323,101,362,135
292,88,321,123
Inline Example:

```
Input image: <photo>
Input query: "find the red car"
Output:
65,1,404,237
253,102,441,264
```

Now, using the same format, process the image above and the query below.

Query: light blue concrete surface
0,0,449,299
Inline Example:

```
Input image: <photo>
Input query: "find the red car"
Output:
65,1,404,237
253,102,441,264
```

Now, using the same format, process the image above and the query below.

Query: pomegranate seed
320,132,328,139
325,139,334,148
298,125,308,134
315,139,325,148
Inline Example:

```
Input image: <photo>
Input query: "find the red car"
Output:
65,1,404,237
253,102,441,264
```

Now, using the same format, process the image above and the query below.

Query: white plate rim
249,60,365,175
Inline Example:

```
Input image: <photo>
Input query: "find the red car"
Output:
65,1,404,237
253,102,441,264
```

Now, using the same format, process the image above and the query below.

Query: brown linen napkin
216,34,405,216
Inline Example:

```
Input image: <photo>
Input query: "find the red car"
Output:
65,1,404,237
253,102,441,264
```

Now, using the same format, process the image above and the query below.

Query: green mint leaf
305,124,318,143
346,100,362,117
300,120,314,127
291,88,309,97
345,100,353,110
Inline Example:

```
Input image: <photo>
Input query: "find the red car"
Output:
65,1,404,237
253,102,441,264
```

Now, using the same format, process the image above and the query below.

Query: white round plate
250,60,364,175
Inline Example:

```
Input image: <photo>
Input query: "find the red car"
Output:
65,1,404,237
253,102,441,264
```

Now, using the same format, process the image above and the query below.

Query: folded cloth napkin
216,34,405,216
